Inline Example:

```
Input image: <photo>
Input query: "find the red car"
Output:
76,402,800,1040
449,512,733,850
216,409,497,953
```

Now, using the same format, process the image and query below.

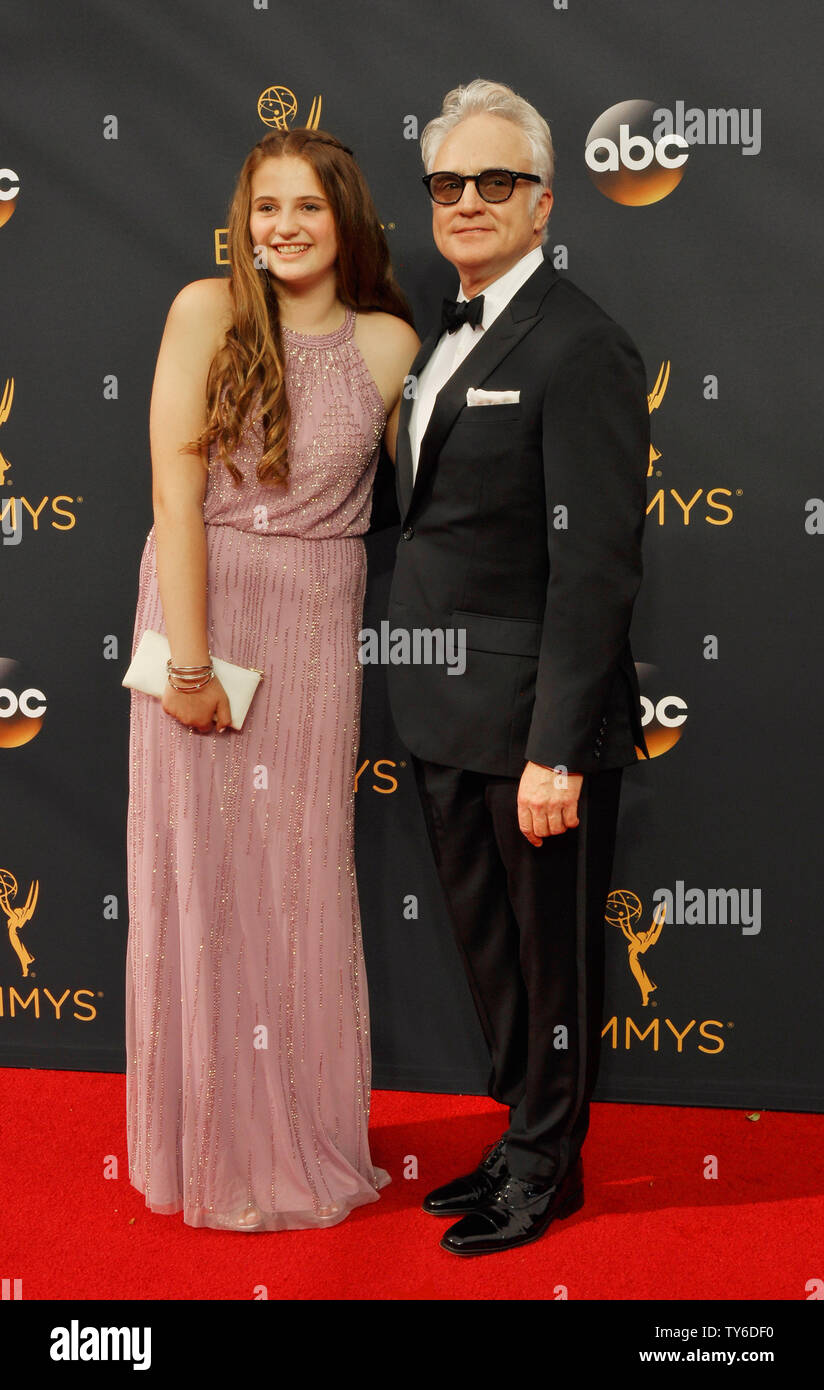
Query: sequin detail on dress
126,307,389,1229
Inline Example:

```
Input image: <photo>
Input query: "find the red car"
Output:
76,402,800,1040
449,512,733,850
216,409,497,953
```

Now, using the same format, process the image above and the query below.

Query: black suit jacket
386,252,650,778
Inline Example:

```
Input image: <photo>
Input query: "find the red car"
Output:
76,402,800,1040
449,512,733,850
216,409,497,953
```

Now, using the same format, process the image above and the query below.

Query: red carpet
1,1069,821,1300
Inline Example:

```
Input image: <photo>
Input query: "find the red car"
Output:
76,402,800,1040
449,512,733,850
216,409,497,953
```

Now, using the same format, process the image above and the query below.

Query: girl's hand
161,676,232,733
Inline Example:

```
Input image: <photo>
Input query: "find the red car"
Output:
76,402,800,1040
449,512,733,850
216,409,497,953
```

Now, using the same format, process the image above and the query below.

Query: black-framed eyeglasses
422,168,542,205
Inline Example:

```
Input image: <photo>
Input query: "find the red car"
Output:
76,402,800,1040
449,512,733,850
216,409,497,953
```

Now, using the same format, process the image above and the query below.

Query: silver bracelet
166,659,214,692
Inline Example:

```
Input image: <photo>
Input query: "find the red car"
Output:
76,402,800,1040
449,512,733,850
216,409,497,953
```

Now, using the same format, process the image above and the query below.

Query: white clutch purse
122,630,263,731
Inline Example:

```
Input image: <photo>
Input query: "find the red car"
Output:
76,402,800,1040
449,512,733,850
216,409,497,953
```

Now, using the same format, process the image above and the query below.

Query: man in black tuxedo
385,79,650,1256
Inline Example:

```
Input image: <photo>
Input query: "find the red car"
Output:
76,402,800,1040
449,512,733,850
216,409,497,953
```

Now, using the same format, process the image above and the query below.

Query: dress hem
128,1167,391,1232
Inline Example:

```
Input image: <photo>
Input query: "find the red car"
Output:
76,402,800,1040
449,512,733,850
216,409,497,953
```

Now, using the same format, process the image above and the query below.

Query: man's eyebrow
430,166,504,175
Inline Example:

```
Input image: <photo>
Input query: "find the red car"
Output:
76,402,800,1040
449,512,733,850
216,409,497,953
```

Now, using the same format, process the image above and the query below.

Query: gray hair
420,78,555,225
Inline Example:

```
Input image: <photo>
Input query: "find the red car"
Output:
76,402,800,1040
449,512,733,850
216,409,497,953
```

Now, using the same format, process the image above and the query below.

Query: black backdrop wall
1,0,822,1111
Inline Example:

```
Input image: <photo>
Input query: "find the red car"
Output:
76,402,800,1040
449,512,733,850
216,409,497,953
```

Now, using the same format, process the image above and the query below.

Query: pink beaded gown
125,306,390,1230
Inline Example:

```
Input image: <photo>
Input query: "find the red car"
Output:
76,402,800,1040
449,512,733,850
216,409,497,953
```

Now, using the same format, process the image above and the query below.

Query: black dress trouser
412,757,624,1185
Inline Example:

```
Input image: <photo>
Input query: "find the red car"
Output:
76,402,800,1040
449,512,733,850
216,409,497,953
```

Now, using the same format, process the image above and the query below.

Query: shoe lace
481,1136,507,1166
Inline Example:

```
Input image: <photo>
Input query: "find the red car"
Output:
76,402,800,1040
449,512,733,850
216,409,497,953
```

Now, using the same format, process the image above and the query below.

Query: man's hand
517,761,583,846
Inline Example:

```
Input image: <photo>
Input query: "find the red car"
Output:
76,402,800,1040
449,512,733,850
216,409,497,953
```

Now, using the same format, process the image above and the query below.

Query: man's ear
534,187,554,235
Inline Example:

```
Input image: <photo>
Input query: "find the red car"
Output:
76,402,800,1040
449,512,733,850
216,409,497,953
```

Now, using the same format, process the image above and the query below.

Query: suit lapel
402,256,559,524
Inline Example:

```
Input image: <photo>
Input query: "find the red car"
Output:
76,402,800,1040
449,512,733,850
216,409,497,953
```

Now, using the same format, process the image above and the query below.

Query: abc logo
0,658,46,748
586,100,688,206
0,168,19,229
636,662,687,758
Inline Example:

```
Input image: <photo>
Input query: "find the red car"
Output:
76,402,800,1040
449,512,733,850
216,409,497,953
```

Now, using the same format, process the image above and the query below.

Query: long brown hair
185,128,413,487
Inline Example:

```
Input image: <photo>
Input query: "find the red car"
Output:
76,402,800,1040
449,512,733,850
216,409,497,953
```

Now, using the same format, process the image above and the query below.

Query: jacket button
401,525,414,541
593,748,601,759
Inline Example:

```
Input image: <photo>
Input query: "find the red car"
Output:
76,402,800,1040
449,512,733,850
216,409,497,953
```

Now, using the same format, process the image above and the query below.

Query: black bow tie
441,294,485,335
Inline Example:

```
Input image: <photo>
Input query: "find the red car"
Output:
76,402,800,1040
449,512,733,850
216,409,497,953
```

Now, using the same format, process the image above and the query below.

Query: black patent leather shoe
439,1157,584,1256
422,1136,509,1216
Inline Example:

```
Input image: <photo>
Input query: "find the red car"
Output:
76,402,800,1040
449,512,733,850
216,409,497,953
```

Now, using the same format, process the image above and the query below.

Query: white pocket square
466,387,520,406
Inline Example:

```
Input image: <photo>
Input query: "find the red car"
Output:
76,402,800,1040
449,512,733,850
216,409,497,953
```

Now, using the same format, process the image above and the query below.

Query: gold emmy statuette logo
214,88,324,264
606,889,666,1005
257,86,322,130
0,376,13,485
644,360,735,527
0,868,38,977
647,359,670,476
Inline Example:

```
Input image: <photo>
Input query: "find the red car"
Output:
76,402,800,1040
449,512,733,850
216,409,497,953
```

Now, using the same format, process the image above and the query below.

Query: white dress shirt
408,245,545,479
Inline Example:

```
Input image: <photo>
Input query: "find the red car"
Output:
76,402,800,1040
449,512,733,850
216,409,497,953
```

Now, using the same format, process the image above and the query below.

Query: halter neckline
281,305,354,346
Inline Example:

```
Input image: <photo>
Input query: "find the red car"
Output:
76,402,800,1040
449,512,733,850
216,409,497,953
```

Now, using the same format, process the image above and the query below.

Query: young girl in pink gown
125,128,418,1231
